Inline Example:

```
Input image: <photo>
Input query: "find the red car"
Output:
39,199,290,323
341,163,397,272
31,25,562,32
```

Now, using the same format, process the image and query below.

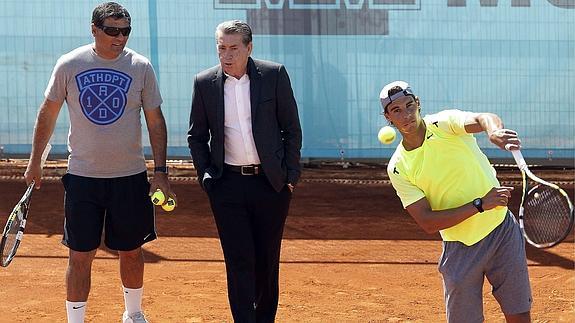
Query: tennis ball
151,189,165,206
534,192,540,199
378,126,396,145
162,197,176,212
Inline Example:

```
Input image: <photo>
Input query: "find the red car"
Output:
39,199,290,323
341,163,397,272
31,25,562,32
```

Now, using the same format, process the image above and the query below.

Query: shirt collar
224,72,250,84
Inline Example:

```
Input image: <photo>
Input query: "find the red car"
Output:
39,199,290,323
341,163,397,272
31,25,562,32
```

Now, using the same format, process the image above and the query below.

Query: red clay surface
0,160,573,322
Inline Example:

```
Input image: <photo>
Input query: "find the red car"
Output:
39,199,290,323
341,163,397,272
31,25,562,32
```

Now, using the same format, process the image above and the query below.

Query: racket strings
1,209,24,264
523,185,573,245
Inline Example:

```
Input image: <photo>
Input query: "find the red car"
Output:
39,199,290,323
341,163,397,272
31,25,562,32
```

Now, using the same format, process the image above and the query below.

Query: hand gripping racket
510,149,574,248
0,143,52,267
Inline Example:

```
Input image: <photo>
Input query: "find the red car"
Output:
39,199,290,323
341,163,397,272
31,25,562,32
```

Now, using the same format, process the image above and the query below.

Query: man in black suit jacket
187,20,302,323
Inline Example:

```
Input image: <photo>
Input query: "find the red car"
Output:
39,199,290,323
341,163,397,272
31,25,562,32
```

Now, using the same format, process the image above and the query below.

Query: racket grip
40,143,52,168
511,149,527,171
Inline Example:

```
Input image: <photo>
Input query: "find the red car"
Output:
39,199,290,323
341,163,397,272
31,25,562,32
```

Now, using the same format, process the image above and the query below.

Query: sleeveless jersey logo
75,69,132,125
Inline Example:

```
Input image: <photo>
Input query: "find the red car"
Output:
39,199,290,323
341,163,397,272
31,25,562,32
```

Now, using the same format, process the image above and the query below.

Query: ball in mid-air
378,126,396,145
162,197,176,212
151,189,165,205
534,192,540,199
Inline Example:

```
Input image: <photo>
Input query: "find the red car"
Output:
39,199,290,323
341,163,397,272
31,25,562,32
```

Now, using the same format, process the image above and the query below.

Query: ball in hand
378,126,396,145
151,189,165,206
162,197,176,212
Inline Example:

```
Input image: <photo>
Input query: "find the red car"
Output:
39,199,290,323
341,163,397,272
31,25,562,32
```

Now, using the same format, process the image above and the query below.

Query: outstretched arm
464,112,521,150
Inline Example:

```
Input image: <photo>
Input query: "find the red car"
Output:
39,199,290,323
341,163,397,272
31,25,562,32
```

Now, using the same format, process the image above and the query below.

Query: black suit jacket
187,57,302,192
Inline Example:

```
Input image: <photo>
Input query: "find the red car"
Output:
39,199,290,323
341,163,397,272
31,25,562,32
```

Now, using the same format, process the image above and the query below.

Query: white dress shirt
223,73,261,166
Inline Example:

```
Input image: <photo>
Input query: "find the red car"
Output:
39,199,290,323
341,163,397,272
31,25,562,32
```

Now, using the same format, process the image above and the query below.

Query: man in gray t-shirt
24,2,173,323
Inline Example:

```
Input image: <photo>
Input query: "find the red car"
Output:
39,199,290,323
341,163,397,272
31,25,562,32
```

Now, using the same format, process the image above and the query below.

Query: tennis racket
510,149,574,248
0,143,52,267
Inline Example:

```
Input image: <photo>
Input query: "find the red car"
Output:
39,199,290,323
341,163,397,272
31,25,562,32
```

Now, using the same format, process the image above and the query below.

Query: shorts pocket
61,173,71,189
437,241,450,273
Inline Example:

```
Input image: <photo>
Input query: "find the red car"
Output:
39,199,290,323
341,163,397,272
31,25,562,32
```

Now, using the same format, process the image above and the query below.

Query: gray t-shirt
45,44,162,178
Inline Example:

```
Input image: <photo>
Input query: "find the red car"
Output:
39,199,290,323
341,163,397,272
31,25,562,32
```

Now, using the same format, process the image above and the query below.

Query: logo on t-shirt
75,69,132,125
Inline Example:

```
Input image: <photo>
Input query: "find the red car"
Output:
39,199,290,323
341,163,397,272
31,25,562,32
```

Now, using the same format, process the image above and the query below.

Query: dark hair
387,86,404,98
92,2,131,27
215,20,252,46
383,86,419,115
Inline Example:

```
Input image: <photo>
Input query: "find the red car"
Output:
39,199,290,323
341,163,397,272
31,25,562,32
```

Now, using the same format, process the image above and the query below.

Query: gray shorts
438,212,532,323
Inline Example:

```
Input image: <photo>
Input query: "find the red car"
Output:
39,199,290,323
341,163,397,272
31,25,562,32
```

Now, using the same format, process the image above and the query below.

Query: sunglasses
97,25,132,37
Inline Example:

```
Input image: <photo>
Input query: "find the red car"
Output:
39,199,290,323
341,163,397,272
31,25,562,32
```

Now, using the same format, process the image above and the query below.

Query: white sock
66,301,87,323
123,286,143,314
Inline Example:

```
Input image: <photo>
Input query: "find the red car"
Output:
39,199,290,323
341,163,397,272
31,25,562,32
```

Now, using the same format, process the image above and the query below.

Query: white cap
379,80,414,113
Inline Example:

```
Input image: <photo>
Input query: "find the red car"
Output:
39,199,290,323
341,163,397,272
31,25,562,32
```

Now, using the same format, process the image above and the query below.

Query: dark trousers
207,170,291,323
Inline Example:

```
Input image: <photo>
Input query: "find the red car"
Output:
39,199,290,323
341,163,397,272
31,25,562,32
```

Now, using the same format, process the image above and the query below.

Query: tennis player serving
382,81,531,323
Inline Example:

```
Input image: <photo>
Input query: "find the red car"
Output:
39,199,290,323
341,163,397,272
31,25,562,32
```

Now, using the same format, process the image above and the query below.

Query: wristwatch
472,198,484,213
154,166,168,174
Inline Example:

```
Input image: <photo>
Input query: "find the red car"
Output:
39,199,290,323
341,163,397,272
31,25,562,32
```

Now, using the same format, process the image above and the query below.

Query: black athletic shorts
61,171,156,251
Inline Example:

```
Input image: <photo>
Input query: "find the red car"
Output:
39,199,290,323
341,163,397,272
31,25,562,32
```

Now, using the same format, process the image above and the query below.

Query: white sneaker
122,311,149,323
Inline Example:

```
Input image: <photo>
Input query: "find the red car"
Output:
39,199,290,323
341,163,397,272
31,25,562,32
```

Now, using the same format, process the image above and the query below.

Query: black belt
224,164,263,176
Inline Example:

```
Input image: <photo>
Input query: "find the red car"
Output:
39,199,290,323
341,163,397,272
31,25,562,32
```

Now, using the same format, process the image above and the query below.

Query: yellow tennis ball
151,189,165,206
378,126,396,145
161,197,176,212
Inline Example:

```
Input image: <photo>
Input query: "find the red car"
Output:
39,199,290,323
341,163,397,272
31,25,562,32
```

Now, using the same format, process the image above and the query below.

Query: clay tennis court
0,160,573,322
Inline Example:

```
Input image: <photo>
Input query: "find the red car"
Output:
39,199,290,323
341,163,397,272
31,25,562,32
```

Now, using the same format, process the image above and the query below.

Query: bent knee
504,310,531,323
118,247,143,261
68,250,96,269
